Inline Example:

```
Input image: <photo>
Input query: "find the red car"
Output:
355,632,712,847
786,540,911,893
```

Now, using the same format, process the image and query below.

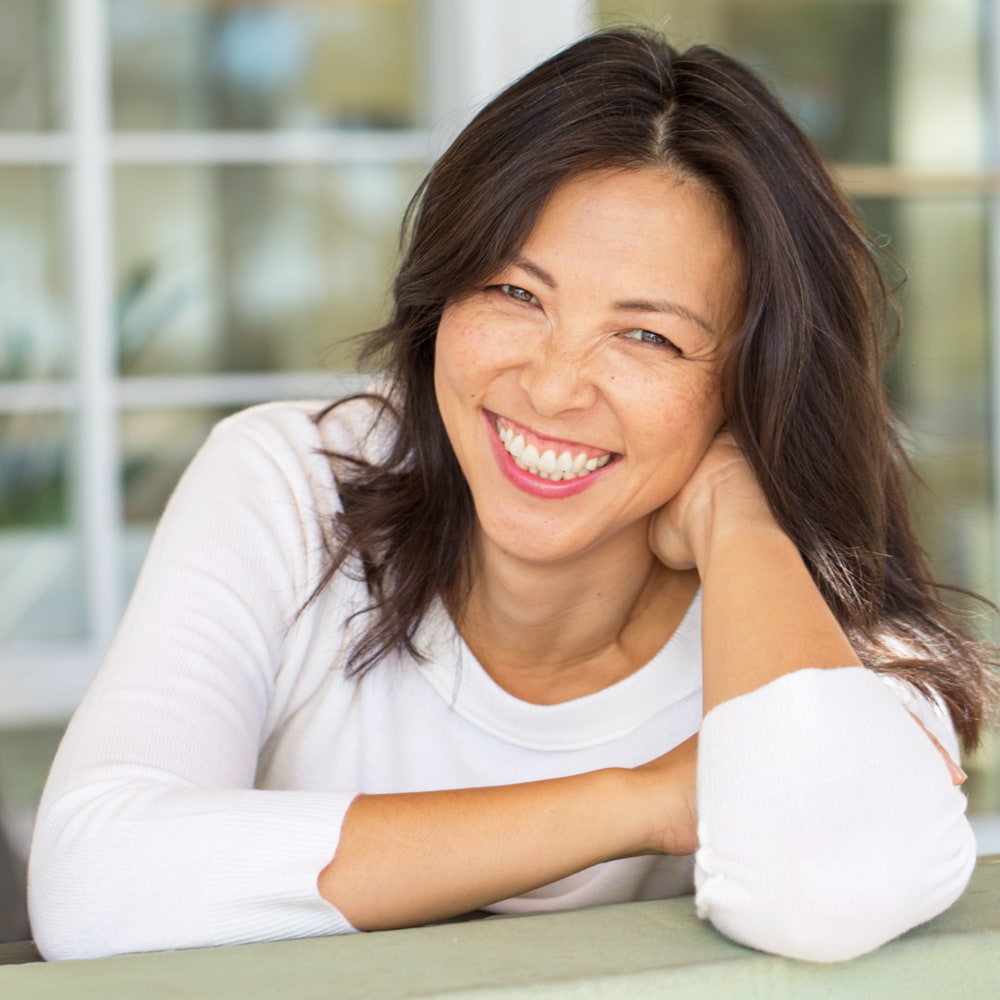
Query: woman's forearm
318,753,694,931
319,767,646,929
650,436,860,713
675,452,972,961
697,521,859,713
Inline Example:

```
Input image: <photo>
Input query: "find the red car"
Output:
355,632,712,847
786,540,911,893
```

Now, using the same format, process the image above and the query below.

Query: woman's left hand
648,430,777,574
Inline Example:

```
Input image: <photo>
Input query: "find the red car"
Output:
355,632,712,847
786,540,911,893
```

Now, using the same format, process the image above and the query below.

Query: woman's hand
648,431,779,574
632,735,699,856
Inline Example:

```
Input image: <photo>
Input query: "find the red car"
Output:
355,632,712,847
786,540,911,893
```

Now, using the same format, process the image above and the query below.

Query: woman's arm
648,434,859,712
319,737,696,930
694,666,976,961
650,434,977,962
28,406,361,959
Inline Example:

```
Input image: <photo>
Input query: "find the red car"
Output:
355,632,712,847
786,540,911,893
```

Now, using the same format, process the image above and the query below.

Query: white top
27,400,978,962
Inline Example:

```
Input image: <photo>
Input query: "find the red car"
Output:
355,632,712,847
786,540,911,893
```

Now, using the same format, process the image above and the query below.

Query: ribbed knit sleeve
28,405,361,960
694,667,977,962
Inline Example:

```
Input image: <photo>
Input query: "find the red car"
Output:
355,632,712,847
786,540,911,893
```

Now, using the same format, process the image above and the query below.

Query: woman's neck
454,527,699,704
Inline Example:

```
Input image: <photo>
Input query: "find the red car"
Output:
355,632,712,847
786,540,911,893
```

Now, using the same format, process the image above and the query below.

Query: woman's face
433,167,744,568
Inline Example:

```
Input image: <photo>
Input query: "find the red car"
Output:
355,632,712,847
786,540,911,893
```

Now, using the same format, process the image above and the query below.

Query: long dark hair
314,27,997,750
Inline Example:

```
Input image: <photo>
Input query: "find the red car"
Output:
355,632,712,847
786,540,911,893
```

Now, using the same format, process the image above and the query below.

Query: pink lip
484,411,617,499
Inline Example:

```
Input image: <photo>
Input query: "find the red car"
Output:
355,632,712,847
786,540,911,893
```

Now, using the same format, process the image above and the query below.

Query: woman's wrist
695,512,796,581
688,490,790,577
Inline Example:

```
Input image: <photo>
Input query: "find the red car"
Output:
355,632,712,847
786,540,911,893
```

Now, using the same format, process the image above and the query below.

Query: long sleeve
28,405,361,960
694,666,977,962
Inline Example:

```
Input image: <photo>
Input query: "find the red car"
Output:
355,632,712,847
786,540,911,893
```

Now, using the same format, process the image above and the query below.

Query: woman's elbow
28,846,110,961
26,787,207,960
694,817,978,962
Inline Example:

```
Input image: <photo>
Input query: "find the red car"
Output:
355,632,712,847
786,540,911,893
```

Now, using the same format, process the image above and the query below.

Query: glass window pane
595,0,985,168
110,0,424,131
121,406,240,595
0,0,62,131
860,195,994,606
0,167,71,380
0,412,86,642
114,162,424,375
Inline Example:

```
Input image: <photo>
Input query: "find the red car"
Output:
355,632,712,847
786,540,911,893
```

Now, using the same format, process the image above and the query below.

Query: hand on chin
648,432,772,571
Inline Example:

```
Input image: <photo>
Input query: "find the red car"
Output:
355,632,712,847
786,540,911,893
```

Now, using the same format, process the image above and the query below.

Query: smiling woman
28,27,997,964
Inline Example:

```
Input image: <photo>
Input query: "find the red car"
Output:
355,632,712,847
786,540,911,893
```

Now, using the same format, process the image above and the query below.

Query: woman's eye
621,328,679,351
496,284,540,306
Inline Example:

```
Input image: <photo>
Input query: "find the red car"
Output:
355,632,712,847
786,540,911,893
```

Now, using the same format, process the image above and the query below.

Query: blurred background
1,0,999,938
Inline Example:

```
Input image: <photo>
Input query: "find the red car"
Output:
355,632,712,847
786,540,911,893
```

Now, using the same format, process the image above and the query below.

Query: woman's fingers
648,431,769,571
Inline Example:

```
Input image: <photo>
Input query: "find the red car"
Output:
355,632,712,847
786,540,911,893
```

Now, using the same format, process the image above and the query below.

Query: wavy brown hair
314,27,997,751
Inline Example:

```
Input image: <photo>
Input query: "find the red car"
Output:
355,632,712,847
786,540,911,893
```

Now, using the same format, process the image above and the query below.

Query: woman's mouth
493,415,615,482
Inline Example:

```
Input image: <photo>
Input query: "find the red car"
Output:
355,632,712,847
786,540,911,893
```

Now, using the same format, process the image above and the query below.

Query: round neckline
414,591,703,751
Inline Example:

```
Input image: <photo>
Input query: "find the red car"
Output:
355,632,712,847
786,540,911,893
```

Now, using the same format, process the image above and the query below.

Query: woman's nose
516,331,598,416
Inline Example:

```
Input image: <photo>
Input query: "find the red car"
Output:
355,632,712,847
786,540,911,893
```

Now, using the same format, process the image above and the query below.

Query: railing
2,857,998,997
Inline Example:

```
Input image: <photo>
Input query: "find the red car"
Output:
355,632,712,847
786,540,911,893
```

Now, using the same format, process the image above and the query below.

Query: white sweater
27,401,977,962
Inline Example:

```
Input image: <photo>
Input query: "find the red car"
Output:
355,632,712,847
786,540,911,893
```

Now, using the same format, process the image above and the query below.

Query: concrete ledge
4,857,998,998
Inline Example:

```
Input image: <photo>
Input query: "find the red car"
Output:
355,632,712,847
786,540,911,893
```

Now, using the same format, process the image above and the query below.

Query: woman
29,28,995,963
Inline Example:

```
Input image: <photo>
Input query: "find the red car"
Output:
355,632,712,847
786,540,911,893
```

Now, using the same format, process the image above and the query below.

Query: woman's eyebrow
511,257,557,288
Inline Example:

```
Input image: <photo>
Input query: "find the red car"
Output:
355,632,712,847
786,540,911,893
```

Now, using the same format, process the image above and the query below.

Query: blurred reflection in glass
0,168,70,381
121,407,239,593
114,162,424,375
110,0,422,130
596,0,984,168
0,0,61,131
0,412,85,642
860,196,994,607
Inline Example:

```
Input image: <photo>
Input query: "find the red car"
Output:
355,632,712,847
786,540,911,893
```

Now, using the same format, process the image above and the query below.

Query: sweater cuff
206,790,359,945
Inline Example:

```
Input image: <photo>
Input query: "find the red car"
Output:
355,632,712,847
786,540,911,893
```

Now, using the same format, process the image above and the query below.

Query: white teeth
495,418,612,481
